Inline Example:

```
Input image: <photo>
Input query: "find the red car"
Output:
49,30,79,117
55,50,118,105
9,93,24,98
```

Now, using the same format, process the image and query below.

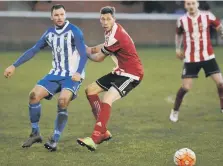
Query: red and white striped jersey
103,23,144,81
176,11,221,63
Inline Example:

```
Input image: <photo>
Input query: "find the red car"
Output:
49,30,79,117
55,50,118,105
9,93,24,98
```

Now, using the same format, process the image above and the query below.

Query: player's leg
22,76,60,148
210,73,223,112
44,78,81,151
170,62,200,122
203,59,223,112
77,76,140,151
22,85,49,148
44,89,73,151
85,82,105,120
77,87,121,151
85,74,115,143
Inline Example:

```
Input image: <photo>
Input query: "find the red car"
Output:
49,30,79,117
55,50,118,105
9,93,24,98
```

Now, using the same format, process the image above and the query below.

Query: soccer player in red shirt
170,0,223,122
77,6,144,151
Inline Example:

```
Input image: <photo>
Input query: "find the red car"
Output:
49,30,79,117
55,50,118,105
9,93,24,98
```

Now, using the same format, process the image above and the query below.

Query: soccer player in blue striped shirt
4,4,87,151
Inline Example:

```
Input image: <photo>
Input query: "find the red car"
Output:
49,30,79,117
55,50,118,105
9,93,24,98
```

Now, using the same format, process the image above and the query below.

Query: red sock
87,94,101,120
91,103,111,143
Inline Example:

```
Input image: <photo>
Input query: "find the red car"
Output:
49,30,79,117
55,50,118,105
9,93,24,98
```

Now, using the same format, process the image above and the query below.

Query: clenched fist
4,65,16,78
176,49,185,60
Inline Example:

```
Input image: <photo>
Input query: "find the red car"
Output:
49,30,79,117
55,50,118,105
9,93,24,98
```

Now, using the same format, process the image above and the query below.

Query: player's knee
217,82,223,89
29,91,40,103
182,84,192,91
85,84,96,95
58,97,69,109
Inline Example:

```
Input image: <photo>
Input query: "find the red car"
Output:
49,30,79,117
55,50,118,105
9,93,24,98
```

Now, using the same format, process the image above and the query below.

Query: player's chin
56,22,64,26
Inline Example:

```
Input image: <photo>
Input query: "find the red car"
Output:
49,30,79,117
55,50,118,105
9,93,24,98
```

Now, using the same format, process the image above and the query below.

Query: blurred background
0,1,223,50
1,2,223,165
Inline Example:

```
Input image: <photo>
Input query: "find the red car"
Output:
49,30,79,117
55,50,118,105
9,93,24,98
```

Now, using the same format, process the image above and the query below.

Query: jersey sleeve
13,30,48,67
71,26,87,74
102,37,121,56
176,18,184,35
208,12,221,28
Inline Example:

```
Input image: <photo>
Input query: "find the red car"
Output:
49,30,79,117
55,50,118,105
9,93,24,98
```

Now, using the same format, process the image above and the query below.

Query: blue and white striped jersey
13,21,87,78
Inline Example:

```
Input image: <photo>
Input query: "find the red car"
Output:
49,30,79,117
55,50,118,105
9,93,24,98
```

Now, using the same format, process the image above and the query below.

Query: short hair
100,6,115,16
51,4,65,14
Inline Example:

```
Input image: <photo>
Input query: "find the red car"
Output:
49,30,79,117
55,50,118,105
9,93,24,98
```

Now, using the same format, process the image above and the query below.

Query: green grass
0,48,223,166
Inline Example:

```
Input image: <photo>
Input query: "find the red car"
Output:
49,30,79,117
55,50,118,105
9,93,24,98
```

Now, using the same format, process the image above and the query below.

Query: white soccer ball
174,148,196,166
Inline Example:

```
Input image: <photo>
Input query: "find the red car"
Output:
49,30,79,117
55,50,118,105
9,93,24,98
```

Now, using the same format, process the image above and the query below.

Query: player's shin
91,103,111,143
217,85,223,110
87,94,101,120
53,107,68,142
29,102,41,134
173,87,188,111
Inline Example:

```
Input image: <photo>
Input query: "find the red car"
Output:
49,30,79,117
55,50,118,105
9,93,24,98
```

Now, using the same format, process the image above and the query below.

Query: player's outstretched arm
4,31,48,78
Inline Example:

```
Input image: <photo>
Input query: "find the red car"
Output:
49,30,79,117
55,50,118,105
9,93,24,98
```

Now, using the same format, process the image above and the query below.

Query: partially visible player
170,0,223,122
77,6,144,151
4,4,87,151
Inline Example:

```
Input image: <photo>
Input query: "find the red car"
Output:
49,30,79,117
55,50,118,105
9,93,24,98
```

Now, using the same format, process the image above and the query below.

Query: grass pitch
0,48,223,166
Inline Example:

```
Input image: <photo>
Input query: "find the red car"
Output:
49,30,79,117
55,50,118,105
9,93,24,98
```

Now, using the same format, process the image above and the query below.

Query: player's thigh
182,62,201,79
58,89,73,107
86,73,116,95
102,87,122,106
182,78,193,90
61,78,82,101
86,82,105,95
29,85,49,101
111,76,140,97
203,59,221,78
36,76,61,100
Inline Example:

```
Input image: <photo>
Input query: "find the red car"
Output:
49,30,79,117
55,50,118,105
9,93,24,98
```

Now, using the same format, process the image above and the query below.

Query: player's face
100,13,115,32
185,0,199,15
51,8,66,27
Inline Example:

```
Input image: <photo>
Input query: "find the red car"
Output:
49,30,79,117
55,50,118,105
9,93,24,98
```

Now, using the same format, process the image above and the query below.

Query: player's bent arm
175,33,183,52
88,51,107,62
216,24,223,38
13,31,48,68
72,27,88,74
89,44,104,54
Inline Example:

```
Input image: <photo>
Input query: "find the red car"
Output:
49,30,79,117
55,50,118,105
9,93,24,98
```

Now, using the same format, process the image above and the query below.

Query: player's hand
176,49,185,60
85,46,92,55
4,65,16,78
72,72,81,82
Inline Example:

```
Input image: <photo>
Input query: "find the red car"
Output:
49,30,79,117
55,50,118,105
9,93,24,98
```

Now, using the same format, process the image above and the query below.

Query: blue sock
53,107,68,142
29,102,41,134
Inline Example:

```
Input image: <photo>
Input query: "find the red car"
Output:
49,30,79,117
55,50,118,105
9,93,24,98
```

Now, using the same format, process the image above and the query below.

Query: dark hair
100,6,115,16
51,4,65,13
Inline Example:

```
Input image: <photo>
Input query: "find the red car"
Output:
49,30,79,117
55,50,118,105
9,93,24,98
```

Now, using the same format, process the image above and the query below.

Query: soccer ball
174,148,196,166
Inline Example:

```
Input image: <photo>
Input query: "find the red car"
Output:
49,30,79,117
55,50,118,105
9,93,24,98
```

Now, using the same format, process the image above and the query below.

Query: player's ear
196,1,199,8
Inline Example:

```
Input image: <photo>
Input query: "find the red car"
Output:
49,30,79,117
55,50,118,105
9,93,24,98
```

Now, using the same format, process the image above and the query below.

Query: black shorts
182,59,220,78
96,73,140,97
